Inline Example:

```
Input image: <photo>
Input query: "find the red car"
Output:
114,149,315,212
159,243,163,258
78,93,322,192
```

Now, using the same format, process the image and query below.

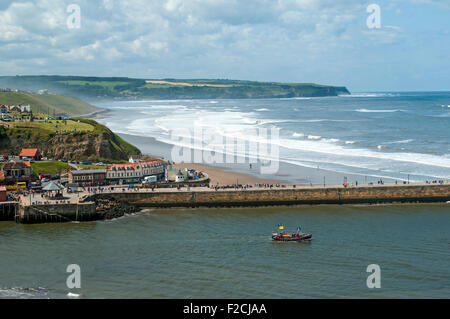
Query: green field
7,119,94,133
30,161,71,176
0,91,100,116
58,80,130,89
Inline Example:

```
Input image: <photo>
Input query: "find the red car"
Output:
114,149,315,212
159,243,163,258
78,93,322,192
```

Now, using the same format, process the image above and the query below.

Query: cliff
0,119,141,162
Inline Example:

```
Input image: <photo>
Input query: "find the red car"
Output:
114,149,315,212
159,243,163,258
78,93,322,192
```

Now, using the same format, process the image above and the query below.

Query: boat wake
0,287,77,299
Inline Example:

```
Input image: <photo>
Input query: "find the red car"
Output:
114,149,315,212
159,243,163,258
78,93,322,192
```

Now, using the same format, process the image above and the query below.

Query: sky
0,0,449,92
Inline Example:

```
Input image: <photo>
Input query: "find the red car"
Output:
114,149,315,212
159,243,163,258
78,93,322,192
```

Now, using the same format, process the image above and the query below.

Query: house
129,155,141,164
0,105,7,113
19,149,42,161
69,169,107,186
0,186,7,202
6,105,30,113
15,105,30,113
166,169,188,182
107,160,166,185
1,161,32,184
8,105,21,113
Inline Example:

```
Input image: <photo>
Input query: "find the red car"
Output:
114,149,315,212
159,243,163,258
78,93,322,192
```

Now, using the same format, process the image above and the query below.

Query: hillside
0,76,350,100
0,118,141,162
0,91,101,116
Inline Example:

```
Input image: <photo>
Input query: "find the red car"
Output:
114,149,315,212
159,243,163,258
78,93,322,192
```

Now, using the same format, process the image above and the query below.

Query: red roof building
19,148,42,161
106,160,166,184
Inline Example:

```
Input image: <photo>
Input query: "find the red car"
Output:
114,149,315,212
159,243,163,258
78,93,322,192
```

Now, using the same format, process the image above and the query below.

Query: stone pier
16,202,98,224
85,183,450,208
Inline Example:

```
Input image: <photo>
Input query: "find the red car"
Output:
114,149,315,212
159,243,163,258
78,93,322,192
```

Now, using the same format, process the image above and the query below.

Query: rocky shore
92,196,140,220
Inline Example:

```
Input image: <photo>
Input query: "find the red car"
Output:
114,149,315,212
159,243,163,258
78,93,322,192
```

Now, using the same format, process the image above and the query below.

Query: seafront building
1,161,32,185
69,169,107,186
166,168,187,182
106,160,166,185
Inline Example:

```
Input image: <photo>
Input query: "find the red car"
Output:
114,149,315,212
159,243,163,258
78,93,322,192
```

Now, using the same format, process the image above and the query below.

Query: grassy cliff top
0,118,141,162
0,91,100,116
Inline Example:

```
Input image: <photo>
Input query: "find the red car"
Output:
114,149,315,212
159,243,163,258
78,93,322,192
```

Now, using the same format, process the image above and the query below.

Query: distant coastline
0,75,350,100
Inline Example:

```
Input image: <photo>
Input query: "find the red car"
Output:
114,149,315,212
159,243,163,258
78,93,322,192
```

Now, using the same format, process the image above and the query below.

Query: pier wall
88,184,450,208
17,202,97,224
0,202,18,221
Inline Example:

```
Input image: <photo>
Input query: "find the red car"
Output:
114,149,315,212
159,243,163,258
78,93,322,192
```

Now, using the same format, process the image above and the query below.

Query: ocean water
96,92,450,182
1,93,448,299
0,204,449,298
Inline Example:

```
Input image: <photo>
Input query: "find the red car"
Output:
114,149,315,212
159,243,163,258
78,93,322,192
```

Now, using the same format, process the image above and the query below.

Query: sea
97,92,450,183
0,204,448,298
0,92,449,299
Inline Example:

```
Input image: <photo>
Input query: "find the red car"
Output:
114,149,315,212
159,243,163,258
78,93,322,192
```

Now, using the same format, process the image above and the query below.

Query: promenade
18,180,449,206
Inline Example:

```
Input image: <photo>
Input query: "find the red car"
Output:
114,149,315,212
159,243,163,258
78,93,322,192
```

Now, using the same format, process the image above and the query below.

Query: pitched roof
42,181,63,191
0,172,4,180
2,161,31,169
19,148,39,157
107,160,164,171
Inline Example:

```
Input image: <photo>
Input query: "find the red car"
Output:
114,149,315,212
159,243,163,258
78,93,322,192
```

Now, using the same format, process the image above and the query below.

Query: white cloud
0,0,448,91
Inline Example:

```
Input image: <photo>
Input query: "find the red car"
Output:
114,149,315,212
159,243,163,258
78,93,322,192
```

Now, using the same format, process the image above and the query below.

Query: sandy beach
171,162,286,185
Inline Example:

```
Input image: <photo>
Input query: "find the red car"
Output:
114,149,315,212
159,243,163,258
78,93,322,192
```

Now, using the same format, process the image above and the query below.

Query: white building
7,104,31,113
106,160,166,184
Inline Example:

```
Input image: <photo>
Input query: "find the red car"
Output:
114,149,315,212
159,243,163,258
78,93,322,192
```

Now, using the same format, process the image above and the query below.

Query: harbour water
1,204,449,298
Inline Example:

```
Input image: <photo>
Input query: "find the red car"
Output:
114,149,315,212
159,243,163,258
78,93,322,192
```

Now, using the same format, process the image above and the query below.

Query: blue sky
0,0,449,92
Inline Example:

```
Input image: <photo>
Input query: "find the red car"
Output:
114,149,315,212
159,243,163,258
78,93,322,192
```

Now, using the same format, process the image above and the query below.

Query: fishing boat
272,225,312,242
